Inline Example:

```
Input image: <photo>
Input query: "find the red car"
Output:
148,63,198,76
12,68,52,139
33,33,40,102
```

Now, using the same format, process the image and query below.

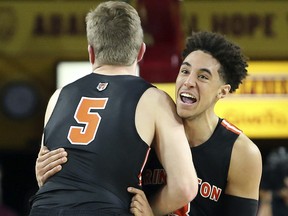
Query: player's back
30,73,153,214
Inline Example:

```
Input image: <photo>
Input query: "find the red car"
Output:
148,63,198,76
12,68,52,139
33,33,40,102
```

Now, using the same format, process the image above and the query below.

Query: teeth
180,93,195,99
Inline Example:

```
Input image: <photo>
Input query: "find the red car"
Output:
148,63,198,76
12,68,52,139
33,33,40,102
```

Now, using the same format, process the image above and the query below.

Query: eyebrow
181,61,191,67
181,61,212,76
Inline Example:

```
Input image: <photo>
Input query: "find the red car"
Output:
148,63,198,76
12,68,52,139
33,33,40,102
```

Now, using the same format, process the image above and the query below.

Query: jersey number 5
68,97,108,145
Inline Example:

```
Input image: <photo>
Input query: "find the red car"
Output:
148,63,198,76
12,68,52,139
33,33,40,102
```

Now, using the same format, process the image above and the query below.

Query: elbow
182,181,198,203
172,179,198,205
181,172,199,202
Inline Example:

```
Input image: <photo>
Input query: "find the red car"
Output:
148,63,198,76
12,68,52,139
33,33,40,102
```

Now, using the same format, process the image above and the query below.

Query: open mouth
180,93,197,104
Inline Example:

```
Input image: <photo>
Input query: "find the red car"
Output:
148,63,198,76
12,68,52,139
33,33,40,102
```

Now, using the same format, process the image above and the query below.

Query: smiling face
175,50,231,120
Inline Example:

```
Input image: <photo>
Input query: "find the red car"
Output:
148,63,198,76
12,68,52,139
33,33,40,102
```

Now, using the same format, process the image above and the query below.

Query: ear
217,84,231,99
137,42,146,63
88,45,95,64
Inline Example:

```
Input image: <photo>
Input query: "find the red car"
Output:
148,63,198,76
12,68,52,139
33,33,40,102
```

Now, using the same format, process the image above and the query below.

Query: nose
183,74,195,88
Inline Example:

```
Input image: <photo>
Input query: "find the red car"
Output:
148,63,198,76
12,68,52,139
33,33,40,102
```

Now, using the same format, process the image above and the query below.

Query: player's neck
184,113,219,147
92,64,138,76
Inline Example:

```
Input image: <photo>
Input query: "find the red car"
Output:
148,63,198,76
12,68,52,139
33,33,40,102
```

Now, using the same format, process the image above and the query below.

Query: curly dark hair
182,31,248,93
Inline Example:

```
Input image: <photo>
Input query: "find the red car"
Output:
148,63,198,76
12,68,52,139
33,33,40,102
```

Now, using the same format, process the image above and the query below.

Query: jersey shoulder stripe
221,119,242,135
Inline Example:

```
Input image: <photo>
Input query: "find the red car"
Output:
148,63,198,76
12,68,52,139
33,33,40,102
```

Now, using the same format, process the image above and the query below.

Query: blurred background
0,0,287,215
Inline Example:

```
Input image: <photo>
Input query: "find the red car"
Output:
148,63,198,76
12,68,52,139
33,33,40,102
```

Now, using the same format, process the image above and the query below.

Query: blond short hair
86,1,143,66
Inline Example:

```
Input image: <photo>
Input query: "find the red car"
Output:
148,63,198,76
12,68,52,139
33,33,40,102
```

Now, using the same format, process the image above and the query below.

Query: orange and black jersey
31,73,153,214
143,118,241,216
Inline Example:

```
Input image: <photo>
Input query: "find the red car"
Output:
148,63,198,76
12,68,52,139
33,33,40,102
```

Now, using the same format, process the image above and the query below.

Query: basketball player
131,31,263,216
28,2,198,215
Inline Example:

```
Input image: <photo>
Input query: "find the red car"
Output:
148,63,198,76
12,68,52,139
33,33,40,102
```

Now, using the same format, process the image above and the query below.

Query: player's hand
128,187,154,216
35,146,67,187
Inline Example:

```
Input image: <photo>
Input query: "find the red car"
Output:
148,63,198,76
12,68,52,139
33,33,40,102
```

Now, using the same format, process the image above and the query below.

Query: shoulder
232,133,262,181
141,87,176,113
232,133,262,167
138,87,181,130
226,133,262,199
143,87,174,101
135,87,179,145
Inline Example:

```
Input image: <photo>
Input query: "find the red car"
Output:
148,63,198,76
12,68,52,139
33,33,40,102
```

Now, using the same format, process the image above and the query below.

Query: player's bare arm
223,133,262,215
226,133,262,199
145,88,198,215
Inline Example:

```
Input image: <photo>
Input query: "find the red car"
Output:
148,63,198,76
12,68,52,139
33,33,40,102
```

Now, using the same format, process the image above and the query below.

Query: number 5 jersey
30,73,153,214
